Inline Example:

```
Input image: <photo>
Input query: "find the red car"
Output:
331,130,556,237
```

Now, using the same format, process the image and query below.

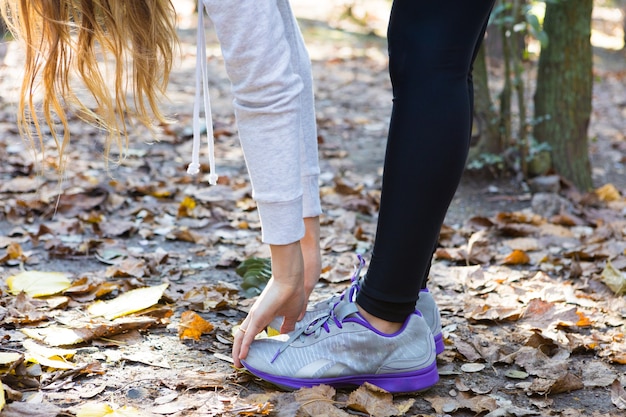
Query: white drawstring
187,0,218,185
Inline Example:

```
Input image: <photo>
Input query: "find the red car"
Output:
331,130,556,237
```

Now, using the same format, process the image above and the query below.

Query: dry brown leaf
521,298,580,329
425,391,497,414
513,347,568,379
178,311,214,341
346,382,414,417
548,372,584,394
600,259,626,295
294,385,349,417
6,242,24,260
227,402,273,416
22,317,158,346
610,380,626,410
504,237,541,252
105,258,147,278
496,211,544,225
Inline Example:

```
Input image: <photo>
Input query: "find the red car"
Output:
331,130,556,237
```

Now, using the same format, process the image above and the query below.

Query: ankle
356,304,403,334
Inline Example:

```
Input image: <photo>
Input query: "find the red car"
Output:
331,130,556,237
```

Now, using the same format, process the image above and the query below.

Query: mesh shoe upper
270,256,444,354
243,288,439,393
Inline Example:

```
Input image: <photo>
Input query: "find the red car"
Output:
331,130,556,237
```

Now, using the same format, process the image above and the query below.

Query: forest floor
0,1,626,416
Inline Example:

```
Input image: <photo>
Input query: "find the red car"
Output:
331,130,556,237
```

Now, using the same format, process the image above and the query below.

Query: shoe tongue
333,297,359,321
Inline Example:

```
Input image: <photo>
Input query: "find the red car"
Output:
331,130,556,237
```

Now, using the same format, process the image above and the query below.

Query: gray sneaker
271,257,444,354
243,293,438,393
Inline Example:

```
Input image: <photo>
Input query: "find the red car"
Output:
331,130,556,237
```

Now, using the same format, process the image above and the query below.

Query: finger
237,322,259,365
280,315,297,334
231,322,247,368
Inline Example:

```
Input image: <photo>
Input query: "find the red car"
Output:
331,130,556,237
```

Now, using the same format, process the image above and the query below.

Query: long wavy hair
0,0,178,171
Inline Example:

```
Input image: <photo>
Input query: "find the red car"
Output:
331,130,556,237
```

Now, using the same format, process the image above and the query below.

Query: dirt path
0,2,625,417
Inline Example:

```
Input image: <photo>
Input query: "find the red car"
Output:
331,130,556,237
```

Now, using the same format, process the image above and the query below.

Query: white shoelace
187,0,218,185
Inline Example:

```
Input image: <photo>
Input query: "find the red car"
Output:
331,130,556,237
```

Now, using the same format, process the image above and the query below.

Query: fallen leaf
294,385,350,417
178,311,214,341
548,372,584,394
88,283,168,319
461,363,486,373
611,380,626,410
582,361,617,388
6,271,72,297
502,249,530,265
105,258,147,278
0,382,4,413
595,183,621,202
22,339,77,370
6,242,24,260
600,259,626,295
122,351,171,368
226,402,273,416
178,196,197,217
346,382,414,417
426,391,497,414
76,403,149,417
505,370,529,379
22,317,158,346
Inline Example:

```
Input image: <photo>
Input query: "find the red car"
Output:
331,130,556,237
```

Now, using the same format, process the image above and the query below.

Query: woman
234,0,496,393
0,0,322,345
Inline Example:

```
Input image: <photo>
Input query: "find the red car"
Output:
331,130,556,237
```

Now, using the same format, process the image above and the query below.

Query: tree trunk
533,0,593,191
470,43,502,158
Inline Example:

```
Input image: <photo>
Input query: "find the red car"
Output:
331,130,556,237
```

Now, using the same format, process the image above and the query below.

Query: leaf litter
1,3,626,416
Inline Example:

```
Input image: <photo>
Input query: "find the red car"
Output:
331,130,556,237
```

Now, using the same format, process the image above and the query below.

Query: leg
357,0,496,322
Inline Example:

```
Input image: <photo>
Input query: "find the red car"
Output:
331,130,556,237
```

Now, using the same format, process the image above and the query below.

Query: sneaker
270,257,445,354
243,292,439,393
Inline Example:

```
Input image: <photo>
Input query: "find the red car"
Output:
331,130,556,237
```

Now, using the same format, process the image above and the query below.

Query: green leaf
236,257,272,298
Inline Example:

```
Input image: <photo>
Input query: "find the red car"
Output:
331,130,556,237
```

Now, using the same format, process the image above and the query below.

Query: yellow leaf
88,283,169,320
7,242,23,260
595,183,621,202
601,259,626,295
6,271,72,297
22,327,86,346
77,403,148,417
266,326,281,337
178,311,214,341
0,381,5,412
178,196,196,217
22,339,76,370
0,352,22,366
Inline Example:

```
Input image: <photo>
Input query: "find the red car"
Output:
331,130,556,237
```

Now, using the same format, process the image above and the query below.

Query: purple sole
434,332,444,355
241,360,440,393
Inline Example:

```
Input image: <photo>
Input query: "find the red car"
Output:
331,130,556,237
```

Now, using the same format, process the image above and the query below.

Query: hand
232,241,305,368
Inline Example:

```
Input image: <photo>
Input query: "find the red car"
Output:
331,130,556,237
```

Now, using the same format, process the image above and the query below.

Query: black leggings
357,0,496,322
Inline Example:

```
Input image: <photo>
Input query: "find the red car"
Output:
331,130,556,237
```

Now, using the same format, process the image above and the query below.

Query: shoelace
314,254,365,311
270,296,359,363
270,256,366,363
188,0,218,185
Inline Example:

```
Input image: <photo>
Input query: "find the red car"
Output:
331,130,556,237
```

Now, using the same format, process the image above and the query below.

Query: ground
0,1,625,416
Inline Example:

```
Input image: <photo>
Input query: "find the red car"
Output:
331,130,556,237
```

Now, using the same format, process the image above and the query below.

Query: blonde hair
0,0,178,171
